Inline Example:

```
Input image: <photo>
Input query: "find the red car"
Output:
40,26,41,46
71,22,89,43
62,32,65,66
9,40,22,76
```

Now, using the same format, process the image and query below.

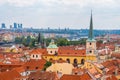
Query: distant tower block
18,24,23,28
14,23,17,29
1,23,6,29
10,25,12,29
20,24,23,28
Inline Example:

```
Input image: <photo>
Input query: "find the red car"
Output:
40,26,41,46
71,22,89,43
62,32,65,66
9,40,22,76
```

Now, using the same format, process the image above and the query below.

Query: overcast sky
0,0,120,29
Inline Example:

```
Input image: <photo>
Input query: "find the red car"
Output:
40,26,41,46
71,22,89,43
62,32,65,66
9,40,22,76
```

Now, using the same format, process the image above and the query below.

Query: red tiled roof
97,42,115,51
23,59,46,71
60,75,81,80
0,70,21,80
13,66,25,73
60,73,91,80
58,49,86,56
101,59,120,75
28,71,58,80
106,75,117,80
30,48,47,55
72,68,86,74
111,53,120,58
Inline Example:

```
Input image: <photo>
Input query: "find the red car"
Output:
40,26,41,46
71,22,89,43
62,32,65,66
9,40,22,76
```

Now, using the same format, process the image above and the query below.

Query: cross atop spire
88,10,94,40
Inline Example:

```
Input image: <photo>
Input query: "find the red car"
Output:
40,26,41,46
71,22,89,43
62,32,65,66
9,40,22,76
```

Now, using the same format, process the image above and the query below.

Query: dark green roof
88,11,94,40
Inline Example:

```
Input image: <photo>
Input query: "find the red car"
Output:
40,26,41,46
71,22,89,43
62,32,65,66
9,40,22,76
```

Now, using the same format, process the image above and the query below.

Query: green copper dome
47,39,58,48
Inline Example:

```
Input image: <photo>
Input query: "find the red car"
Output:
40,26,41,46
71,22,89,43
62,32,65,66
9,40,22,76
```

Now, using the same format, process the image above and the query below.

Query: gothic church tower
86,11,96,56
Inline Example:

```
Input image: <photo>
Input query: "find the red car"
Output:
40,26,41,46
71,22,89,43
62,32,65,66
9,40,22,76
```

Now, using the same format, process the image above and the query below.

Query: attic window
90,43,92,45
112,72,115,75
35,67,38,69
75,72,77,75
26,66,29,69
33,55,34,58
36,55,38,58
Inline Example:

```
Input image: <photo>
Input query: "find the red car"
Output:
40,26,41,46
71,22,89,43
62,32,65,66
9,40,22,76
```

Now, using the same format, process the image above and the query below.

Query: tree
22,37,27,46
45,38,52,46
15,37,22,44
43,61,52,71
26,36,31,46
29,38,35,48
79,38,86,45
56,38,70,46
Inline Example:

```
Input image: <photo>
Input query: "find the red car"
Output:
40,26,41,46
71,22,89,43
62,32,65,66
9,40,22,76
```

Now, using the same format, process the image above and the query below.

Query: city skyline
0,0,120,29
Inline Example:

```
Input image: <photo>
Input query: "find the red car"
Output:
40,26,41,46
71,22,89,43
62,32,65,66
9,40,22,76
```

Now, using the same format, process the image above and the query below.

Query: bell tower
86,11,96,56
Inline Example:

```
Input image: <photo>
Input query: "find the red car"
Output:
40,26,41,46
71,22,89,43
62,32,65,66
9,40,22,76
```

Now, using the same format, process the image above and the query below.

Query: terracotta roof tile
23,59,46,71
60,73,91,80
30,48,47,55
0,70,21,80
58,49,86,56
106,75,117,80
28,71,58,80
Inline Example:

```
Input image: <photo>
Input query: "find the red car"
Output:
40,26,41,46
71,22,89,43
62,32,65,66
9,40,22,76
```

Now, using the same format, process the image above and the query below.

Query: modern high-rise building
10,25,12,29
14,23,17,29
1,23,6,29
18,24,22,28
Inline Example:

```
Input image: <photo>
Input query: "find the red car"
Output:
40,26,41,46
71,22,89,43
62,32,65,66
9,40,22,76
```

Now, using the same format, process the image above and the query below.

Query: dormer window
36,55,38,58
35,67,38,69
26,66,29,69
33,55,34,58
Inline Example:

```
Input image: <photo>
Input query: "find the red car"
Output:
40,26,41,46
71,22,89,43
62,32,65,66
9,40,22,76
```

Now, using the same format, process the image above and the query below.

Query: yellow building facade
43,12,97,65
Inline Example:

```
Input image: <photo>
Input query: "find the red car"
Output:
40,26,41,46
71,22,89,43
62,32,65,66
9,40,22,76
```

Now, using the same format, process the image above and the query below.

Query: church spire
88,10,94,40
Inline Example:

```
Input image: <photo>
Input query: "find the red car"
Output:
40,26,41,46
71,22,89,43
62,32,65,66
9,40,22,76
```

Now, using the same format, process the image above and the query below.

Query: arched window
49,58,53,61
66,58,70,63
59,58,62,60
50,58,53,61
81,59,85,64
73,59,78,67
73,59,78,64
